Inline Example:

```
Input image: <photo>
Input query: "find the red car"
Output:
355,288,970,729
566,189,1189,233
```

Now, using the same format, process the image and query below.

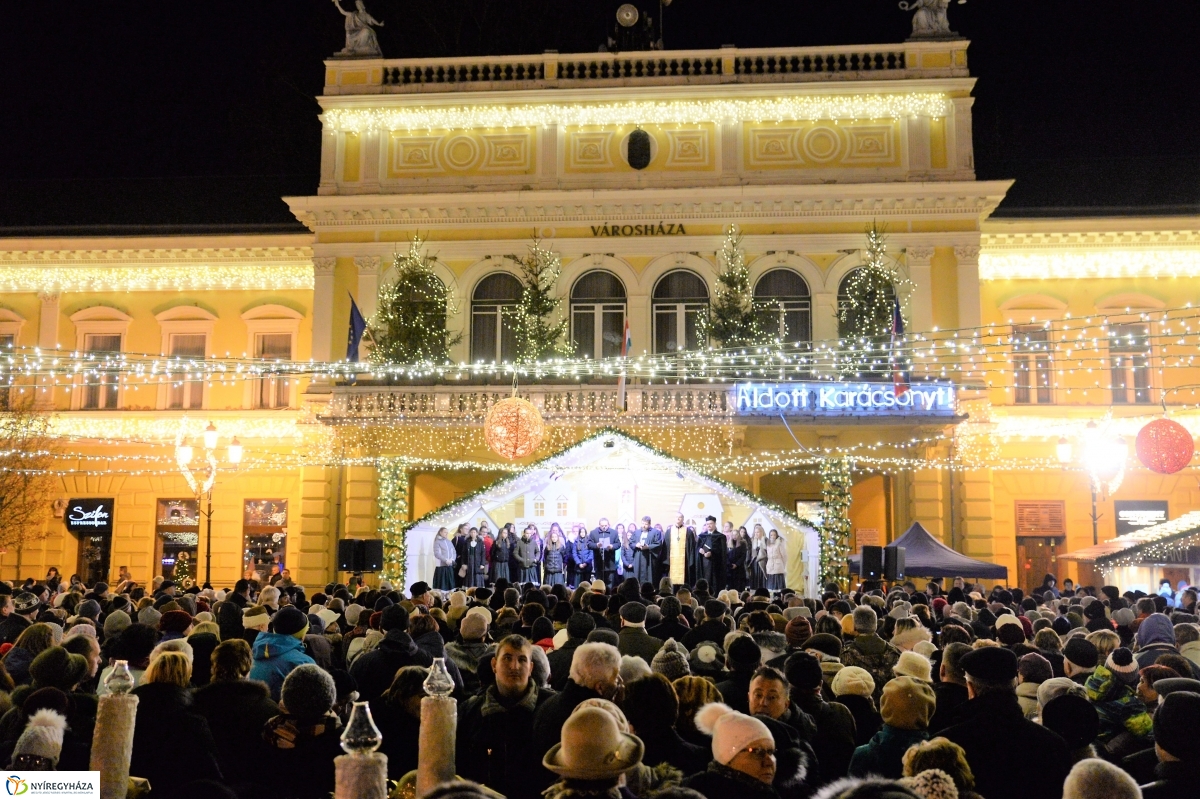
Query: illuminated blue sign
734,382,955,417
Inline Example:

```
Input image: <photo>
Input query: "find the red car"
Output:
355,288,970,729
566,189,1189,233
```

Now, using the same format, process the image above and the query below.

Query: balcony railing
324,41,968,95
320,383,735,422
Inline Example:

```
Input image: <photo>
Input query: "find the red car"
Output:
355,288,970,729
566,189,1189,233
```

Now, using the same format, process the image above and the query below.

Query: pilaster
905,247,935,334
311,257,337,369
958,468,997,564
36,292,60,408
954,245,982,331
296,465,335,587
355,256,381,346
344,465,379,537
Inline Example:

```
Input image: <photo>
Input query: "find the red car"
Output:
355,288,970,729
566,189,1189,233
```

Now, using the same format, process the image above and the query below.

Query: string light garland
818,457,853,587
376,459,410,586
321,93,953,133
979,250,1200,281
483,396,546,460
1093,511,1200,570
0,265,313,293
367,237,461,365
1134,417,1195,474
707,224,770,348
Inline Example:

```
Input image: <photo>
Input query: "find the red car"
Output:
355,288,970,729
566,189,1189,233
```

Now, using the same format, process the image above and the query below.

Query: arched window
837,268,895,340
754,268,811,344
653,271,709,353
471,273,523,362
571,271,627,359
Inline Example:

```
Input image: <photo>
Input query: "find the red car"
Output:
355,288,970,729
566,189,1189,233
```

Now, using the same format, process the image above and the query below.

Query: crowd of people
431,514,789,593
0,567,1196,799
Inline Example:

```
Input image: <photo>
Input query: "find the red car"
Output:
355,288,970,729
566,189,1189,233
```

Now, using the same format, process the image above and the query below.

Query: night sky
2,1,1198,234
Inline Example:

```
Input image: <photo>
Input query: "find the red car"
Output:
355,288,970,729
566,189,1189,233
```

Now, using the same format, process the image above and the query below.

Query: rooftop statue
332,0,384,58
899,0,964,40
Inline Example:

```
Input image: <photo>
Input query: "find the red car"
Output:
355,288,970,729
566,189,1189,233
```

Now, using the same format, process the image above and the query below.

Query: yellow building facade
3,39,1199,594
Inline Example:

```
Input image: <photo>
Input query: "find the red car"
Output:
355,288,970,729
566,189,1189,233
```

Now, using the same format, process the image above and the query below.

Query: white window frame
1107,321,1154,405
570,302,627,359
241,305,303,409
1012,324,1055,405
156,307,217,411
70,307,132,411
0,310,26,409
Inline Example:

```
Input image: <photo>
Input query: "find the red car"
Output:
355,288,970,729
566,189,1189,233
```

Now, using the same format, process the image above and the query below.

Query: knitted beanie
11,709,67,767
103,609,132,638
281,663,336,720
138,606,162,628
900,769,960,799
1106,648,1139,684
694,703,774,766
651,638,690,681
1018,652,1053,684
785,616,813,648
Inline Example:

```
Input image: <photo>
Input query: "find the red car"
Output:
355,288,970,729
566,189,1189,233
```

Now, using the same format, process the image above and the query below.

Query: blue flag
347,294,366,361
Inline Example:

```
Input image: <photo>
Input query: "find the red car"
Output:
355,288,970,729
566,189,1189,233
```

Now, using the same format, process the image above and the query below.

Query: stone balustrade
324,41,967,95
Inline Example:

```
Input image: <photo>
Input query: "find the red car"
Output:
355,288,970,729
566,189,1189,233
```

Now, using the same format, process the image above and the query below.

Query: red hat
158,610,193,634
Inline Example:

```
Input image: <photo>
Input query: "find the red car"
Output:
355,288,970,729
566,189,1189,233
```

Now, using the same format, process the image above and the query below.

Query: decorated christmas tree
836,223,913,377
505,239,571,364
818,456,853,586
708,224,772,348
367,237,461,365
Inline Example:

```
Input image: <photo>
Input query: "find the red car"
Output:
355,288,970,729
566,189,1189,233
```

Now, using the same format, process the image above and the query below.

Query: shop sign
64,498,115,536
734,382,955,417
1115,500,1169,536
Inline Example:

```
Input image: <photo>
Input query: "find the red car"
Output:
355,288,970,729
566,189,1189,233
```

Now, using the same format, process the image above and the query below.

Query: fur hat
11,709,67,768
914,641,938,659
695,703,774,766
831,666,875,698
281,663,336,720
459,612,488,641
543,706,644,779
29,647,89,691
893,651,932,683
242,605,270,631
651,638,690,681
880,675,936,730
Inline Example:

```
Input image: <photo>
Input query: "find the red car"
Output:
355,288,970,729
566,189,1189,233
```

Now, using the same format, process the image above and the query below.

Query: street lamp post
175,422,243,587
1060,422,1128,546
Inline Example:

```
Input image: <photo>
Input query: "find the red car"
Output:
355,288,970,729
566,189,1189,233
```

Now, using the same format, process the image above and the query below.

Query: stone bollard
416,658,457,798
89,661,139,799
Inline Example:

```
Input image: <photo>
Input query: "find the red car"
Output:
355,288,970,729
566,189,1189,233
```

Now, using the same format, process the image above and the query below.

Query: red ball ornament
1135,418,1195,474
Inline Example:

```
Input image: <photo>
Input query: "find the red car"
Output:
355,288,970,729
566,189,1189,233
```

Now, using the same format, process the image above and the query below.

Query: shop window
167,333,207,409
754,268,811,344
1013,325,1054,404
653,270,709,354
243,499,289,584
253,333,293,408
570,271,627,359
471,272,522,362
1108,322,1152,404
156,499,200,586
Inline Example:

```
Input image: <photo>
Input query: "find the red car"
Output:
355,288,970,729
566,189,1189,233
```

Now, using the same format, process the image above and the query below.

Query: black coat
682,618,731,650
216,591,249,642
588,527,618,576
457,684,556,799
941,691,1070,799
188,633,219,686
0,615,31,647
129,682,223,794
546,638,583,691
649,619,692,643
262,715,343,799
684,763,781,799
796,692,857,782
837,694,881,747
694,531,729,590
641,727,708,777
1141,760,1190,799
371,700,422,780
715,671,754,714
191,679,279,789
617,627,665,665
348,629,434,703
929,681,970,733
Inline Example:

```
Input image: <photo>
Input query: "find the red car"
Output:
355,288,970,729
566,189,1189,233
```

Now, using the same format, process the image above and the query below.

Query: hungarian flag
891,295,909,397
616,318,632,411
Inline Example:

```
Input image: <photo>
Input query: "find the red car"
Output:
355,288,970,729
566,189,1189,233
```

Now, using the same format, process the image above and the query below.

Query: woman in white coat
765,528,787,591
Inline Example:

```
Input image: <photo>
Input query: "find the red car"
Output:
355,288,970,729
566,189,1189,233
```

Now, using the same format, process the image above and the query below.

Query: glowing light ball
484,397,544,460
1135,418,1195,474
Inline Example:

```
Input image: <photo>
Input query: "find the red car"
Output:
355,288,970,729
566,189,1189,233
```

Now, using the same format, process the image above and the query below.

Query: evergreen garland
505,239,571,363
377,459,410,586
367,237,461,365
818,456,853,586
707,224,772,348
837,224,914,377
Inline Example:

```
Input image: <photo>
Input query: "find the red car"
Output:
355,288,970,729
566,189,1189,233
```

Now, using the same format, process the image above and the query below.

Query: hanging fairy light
1135,417,1195,474
483,396,545,460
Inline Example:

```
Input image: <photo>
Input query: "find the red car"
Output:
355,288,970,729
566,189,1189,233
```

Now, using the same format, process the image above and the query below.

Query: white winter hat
694,703,774,766
12,709,67,766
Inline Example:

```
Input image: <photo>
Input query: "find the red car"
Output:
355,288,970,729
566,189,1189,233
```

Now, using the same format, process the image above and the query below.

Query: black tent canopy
848,522,1009,580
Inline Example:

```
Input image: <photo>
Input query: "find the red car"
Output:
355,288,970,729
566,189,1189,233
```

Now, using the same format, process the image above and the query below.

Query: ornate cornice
354,256,381,275
313,257,338,276
954,245,981,262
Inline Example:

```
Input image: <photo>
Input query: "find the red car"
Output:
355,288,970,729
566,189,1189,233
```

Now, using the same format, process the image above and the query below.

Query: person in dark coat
616,602,664,665
348,605,434,703
588,519,618,588
715,636,763,714
129,652,223,795
831,667,881,747
694,517,729,591
1140,689,1198,799
191,639,279,791
547,613,594,691
727,528,749,592
187,630,219,687
784,652,856,781
624,673,708,776
649,596,691,642
0,593,39,647
683,600,733,650
262,665,343,799
929,642,971,733
567,526,593,587
460,528,489,589
216,581,251,642
633,517,663,586
491,525,515,584
457,636,555,799
372,666,427,780
941,647,1070,799
531,642,622,777
542,528,567,587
